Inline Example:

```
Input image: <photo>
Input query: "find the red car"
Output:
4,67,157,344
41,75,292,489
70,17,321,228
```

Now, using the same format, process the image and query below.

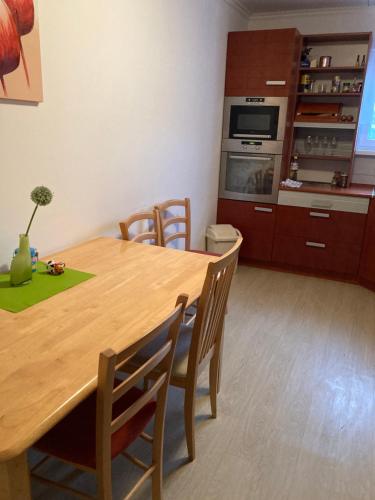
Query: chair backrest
188,237,242,373
155,198,191,250
95,294,188,495
119,210,160,245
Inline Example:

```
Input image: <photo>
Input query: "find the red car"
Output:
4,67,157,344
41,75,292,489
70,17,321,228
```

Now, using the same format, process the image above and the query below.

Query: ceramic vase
10,234,32,286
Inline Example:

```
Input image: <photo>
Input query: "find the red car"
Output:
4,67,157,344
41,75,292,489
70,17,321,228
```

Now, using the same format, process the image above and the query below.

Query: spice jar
299,74,311,93
340,173,348,188
331,171,341,187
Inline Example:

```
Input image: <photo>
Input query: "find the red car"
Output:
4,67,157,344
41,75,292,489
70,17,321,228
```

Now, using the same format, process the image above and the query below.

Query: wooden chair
31,294,188,500
129,237,242,462
119,210,160,245
154,198,191,250
155,198,220,253
155,198,221,325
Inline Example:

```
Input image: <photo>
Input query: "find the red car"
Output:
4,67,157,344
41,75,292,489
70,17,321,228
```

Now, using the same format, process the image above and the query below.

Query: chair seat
189,249,221,257
136,324,193,379
35,385,156,469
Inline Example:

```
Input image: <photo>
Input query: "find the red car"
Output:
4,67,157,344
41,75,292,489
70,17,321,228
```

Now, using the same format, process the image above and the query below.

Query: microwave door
222,97,288,142
229,105,279,140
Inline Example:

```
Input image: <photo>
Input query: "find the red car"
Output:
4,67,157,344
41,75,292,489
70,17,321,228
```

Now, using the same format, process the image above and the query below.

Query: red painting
0,0,42,102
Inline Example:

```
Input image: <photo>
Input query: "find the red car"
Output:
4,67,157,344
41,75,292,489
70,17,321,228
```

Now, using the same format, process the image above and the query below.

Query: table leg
0,452,31,500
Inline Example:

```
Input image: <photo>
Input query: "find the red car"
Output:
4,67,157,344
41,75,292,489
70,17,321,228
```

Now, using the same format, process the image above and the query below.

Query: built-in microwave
219,140,283,204
222,96,288,144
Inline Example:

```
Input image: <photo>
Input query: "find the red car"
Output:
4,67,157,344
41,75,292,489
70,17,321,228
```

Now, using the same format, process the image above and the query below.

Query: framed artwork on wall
0,0,43,102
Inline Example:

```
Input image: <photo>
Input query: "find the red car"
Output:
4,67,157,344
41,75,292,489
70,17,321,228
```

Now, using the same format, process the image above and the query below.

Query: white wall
0,0,247,268
248,6,375,185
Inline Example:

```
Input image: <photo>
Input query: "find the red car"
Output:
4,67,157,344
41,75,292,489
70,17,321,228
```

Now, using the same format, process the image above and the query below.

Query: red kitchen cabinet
225,28,301,97
217,198,276,262
359,200,375,289
273,234,362,277
276,205,366,245
273,205,366,278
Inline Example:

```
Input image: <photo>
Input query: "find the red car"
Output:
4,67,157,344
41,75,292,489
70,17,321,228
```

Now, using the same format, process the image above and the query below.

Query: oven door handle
232,134,272,139
228,155,273,161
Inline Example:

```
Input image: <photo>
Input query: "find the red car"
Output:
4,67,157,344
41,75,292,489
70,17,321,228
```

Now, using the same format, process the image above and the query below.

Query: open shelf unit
283,31,372,186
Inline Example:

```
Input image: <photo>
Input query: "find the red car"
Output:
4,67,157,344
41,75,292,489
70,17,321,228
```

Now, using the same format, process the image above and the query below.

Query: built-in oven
219,140,283,204
222,96,288,144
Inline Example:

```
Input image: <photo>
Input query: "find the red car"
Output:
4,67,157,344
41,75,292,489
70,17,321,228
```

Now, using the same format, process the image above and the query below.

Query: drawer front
278,190,369,214
272,235,361,276
276,205,366,244
217,199,276,232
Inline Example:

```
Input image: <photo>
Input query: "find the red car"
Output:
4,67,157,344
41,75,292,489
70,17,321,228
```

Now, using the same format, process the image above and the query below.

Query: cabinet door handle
311,201,333,209
309,211,330,219
306,241,326,249
266,80,286,86
254,207,273,213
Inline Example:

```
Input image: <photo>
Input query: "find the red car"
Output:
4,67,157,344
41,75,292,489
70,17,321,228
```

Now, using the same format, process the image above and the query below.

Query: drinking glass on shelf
313,135,321,153
330,136,338,155
305,135,313,154
322,136,329,155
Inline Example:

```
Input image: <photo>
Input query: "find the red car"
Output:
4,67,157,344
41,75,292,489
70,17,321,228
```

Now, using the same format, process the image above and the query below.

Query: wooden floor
31,265,375,500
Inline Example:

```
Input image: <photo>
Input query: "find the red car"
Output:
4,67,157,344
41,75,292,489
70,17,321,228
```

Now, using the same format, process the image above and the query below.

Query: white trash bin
206,224,242,255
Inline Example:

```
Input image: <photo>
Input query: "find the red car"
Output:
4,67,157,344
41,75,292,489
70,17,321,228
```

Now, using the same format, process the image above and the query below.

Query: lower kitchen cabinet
359,200,375,288
273,234,362,277
273,205,367,278
216,197,369,281
217,198,276,262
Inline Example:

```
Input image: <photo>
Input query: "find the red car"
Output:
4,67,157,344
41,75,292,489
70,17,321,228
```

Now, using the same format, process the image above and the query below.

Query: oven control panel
221,138,284,155
241,140,262,151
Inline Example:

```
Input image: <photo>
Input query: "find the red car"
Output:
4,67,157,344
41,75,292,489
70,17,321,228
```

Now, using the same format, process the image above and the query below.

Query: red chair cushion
189,249,221,257
35,385,156,469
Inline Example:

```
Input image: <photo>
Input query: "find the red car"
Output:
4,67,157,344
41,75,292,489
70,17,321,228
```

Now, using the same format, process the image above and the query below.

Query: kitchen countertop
279,182,375,199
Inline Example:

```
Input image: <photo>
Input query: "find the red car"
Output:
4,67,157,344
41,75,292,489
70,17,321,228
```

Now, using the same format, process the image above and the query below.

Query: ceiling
238,0,373,14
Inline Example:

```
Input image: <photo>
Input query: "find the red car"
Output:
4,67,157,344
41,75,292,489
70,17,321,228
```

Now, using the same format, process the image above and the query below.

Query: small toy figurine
46,260,65,275
301,47,312,67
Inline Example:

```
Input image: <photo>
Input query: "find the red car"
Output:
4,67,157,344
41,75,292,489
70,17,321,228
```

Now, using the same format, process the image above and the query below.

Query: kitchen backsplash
352,156,375,185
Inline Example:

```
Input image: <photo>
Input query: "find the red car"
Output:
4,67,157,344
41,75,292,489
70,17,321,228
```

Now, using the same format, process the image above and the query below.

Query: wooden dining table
0,237,216,499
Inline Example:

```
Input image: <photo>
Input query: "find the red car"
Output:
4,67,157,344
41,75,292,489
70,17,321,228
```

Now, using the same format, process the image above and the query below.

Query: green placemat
0,262,95,313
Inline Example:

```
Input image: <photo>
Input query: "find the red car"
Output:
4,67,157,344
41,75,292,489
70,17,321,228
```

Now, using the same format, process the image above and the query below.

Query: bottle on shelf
290,154,299,181
355,54,360,68
331,75,341,93
361,55,366,67
351,77,358,93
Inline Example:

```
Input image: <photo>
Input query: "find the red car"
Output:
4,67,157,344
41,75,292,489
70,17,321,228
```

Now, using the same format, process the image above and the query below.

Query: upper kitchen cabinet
225,28,301,97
